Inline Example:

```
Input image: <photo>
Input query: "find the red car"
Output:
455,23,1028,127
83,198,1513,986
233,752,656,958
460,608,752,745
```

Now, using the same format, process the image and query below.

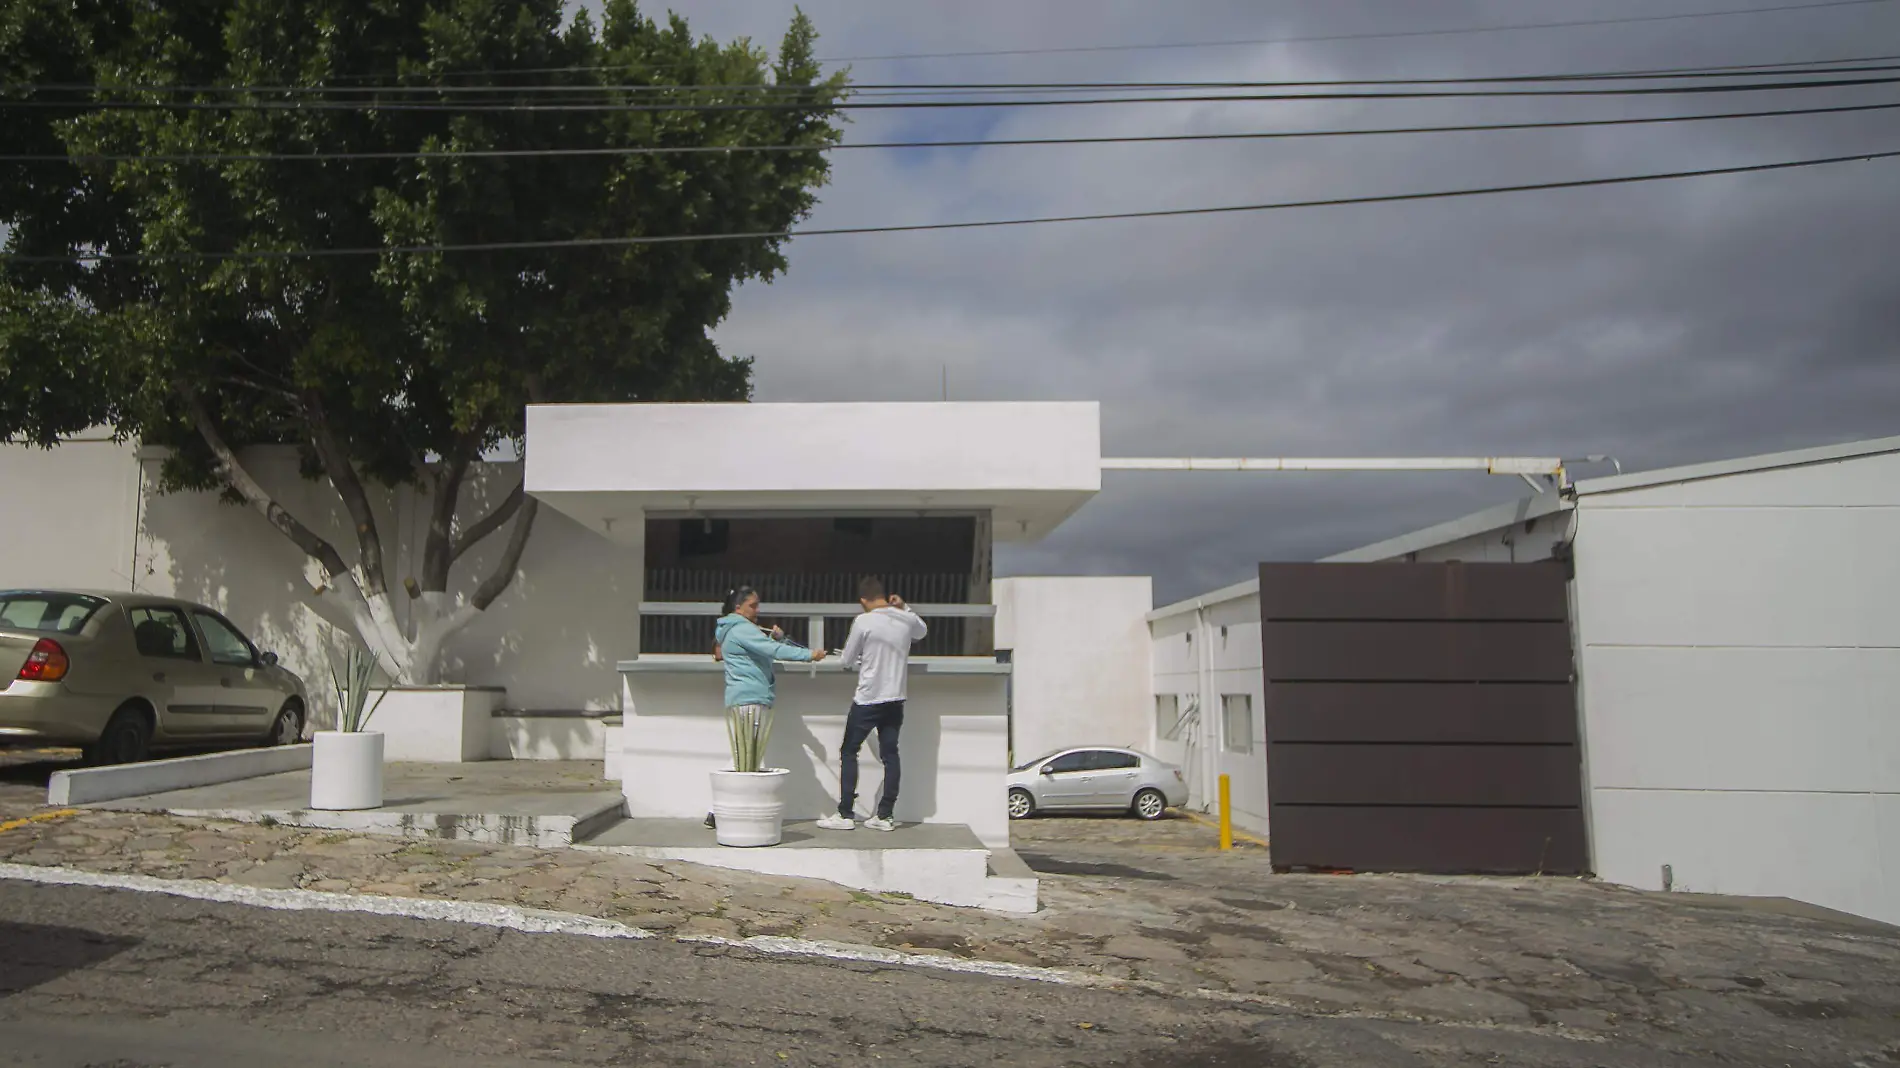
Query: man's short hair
857,576,886,601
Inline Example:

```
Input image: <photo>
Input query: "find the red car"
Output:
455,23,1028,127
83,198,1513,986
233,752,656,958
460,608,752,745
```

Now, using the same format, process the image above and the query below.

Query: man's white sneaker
863,817,896,832
815,815,856,831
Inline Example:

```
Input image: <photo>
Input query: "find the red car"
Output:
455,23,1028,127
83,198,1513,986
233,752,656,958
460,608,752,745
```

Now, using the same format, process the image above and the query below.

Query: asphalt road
8,878,1891,1068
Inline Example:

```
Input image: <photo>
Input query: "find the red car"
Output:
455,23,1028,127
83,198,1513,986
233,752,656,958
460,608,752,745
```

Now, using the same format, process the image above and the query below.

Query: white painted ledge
48,745,313,806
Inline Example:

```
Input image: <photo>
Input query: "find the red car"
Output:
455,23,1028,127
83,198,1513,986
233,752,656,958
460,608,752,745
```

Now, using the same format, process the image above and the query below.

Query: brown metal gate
1259,561,1587,874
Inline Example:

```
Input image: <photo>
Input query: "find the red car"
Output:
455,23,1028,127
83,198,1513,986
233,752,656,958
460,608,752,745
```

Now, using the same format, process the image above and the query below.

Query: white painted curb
0,862,649,940
49,745,313,806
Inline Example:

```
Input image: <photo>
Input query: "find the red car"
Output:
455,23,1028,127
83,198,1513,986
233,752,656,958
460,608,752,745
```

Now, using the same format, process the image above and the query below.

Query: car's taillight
17,638,69,683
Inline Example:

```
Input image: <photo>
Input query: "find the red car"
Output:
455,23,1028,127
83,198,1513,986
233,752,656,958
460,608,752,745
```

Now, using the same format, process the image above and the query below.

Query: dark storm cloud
582,0,1900,601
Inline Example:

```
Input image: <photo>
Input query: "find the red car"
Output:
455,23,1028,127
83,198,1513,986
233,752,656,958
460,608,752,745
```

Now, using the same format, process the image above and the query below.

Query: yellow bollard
1218,773,1233,851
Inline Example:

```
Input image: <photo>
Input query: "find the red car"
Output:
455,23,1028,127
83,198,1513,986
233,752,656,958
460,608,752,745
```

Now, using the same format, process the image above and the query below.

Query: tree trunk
181,389,541,686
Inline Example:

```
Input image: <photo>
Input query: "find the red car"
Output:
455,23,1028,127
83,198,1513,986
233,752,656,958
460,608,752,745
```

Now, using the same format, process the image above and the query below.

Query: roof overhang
524,401,1102,544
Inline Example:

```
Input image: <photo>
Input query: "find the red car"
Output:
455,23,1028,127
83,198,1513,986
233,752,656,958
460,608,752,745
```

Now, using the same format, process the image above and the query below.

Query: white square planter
372,686,505,763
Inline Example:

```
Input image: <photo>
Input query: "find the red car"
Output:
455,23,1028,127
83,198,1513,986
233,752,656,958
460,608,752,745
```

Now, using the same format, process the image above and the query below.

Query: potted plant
309,644,389,811
709,704,790,847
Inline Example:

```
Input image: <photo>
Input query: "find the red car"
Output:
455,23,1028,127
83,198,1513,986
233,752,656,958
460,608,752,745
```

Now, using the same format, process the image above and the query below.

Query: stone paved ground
7,748,1900,1064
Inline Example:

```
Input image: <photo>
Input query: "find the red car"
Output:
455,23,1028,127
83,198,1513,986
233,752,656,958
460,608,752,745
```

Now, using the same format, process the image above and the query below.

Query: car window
0,592,106,636
1045,752,1090,774
192,611,257,666
128,607,202,661
1089,751,1141,771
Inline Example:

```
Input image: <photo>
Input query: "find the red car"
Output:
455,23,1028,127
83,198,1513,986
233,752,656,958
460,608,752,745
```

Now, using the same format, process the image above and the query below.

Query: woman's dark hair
720,586,759,616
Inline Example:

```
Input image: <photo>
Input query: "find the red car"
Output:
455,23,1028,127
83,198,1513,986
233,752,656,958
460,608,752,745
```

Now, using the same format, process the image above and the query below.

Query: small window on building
1221,694,1253,754
1155,695,1180,741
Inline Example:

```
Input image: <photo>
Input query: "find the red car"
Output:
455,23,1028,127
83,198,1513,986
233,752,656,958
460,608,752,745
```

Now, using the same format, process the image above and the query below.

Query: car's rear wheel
1007,788,1035,820
1132,788,1167,821
268,700,304,746
86,704,152,766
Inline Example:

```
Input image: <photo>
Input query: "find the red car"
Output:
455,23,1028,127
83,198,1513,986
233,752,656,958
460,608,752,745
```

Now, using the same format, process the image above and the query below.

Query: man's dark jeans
838,700,904,820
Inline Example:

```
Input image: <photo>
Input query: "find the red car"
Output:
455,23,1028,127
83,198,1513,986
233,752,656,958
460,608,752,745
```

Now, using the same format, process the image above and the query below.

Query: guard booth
523,402,1101,850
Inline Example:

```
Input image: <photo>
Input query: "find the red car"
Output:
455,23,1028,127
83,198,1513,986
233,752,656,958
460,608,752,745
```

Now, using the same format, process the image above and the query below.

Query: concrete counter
618,656,1010,847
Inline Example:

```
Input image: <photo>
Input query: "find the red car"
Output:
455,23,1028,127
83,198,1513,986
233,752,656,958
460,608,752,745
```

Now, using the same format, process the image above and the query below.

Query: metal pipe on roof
1101,456,1565,475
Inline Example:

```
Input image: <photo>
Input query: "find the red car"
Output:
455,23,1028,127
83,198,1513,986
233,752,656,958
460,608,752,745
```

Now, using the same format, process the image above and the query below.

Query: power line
7,74,1898,113
816,0,1900,63
13,56,1900,96
9,145,1894,264
8,99,1896,164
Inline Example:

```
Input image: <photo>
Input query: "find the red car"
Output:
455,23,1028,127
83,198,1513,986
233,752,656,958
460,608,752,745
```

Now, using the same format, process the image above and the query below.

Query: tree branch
178,385,351,582
448,480,524,565
471,496,539,611
417,432,478,593
301,389,389,598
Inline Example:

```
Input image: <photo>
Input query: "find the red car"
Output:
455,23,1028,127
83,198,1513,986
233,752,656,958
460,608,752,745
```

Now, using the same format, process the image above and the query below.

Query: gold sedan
0,589,308,764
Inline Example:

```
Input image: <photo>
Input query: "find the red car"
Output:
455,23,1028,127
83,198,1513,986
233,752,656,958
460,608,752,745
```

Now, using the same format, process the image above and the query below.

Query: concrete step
575,817,1038,913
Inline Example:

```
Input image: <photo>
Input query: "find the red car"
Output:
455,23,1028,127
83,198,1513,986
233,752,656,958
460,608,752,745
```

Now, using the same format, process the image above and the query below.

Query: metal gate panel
1260,561,1587,875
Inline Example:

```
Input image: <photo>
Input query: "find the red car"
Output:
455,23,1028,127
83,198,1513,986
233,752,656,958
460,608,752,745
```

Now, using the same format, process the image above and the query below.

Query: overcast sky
579,0,1900,602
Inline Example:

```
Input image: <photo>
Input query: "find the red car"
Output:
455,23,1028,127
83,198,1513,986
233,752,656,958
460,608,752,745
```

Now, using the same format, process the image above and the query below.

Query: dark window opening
678,519,730,558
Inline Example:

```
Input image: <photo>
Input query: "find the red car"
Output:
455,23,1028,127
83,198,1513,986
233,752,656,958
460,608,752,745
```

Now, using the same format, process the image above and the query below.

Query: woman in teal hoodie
704,587,826,829
714,586,825,710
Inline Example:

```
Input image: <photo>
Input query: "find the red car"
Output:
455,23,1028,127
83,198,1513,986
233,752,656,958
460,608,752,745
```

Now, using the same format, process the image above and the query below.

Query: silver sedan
0,589,309,764
1006,746,1188,821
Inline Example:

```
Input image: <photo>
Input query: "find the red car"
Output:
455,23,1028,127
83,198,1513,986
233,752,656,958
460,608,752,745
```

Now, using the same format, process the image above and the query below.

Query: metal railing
640,570,982,655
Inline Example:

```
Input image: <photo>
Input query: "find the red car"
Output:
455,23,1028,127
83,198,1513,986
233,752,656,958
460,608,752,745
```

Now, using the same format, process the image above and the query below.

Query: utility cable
6,99,1895,164
7,145,1894,264
13,56,1900,97
5,74,1899,113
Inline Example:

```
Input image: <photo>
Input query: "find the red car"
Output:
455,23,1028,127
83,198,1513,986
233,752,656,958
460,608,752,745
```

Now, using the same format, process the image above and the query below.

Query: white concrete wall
993,576,1153,764
1146,590,1269,837
0,440,641,730
1573,449,1900,925
0,435,143,591
620,662,1011,847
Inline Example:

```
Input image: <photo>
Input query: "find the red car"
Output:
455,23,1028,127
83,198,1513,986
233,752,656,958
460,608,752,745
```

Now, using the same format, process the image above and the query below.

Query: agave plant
725,704,775,774
328,643,389,733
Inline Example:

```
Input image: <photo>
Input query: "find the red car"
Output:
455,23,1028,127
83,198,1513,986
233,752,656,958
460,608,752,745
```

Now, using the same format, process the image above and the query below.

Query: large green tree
0,0,844,680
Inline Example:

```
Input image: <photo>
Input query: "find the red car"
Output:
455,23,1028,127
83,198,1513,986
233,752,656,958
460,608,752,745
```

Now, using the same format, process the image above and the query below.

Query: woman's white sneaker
815,815,856,830
863,817,896,832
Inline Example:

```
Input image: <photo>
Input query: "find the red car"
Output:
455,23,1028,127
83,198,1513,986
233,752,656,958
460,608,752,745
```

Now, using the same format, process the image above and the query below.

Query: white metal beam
1100,456,1565,476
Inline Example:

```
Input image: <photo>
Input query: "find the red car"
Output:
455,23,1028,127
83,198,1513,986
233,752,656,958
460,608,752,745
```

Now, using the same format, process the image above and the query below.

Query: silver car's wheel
1133,788,1167,821
270,701,304,746
1007,788,1035,820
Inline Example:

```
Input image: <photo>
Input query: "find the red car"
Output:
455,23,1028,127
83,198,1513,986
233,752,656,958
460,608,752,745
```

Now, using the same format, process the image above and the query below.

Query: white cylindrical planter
709,768,790,847
310,731,385,811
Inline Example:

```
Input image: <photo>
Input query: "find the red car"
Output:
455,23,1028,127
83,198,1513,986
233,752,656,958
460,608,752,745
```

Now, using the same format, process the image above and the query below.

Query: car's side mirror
1039,766,1055,776
259,651,279,667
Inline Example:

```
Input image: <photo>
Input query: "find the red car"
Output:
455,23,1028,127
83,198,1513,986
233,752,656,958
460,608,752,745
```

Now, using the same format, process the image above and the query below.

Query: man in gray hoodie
818,576,927,832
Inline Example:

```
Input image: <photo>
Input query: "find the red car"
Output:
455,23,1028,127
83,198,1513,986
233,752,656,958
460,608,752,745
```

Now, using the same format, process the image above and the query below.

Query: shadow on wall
774,707,944,823
136,450,639,729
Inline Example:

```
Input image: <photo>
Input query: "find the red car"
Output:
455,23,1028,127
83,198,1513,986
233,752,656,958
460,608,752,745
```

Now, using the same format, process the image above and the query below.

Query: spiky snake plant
724,704,775,773
328,644,389,733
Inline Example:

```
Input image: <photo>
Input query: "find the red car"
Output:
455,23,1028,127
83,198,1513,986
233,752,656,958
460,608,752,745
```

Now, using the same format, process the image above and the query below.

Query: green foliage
0,0,844,500
327,639,388,732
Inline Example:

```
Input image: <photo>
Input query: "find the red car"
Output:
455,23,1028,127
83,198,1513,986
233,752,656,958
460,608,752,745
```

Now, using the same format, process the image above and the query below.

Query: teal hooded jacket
715,613,816,708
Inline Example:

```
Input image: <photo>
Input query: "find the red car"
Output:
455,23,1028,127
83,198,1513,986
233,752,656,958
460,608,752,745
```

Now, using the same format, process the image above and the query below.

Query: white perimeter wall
1573,450,1900,925
0,435,144,590
0,441,641,728
994,576,1153,765
1148,590,1268,836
